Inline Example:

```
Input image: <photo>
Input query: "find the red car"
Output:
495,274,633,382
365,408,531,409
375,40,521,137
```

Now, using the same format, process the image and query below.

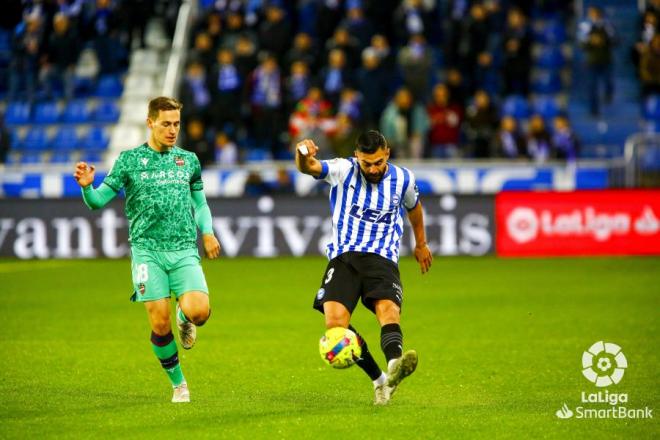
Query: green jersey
103,143,204,251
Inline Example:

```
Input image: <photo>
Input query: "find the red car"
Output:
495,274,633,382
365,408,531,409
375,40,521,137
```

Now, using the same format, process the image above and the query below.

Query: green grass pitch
1,256,658,439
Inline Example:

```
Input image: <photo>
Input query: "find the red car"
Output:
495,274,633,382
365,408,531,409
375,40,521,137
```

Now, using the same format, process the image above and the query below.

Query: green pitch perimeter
1,257,658,439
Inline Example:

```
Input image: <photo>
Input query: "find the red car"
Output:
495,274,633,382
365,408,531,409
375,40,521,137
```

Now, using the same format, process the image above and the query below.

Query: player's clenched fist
296,139,319,157
73,162,95,187
414,243,433,274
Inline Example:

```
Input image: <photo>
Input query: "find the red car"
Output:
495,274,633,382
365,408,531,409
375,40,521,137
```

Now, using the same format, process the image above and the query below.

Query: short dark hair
356,130,388,153
148,96,182,120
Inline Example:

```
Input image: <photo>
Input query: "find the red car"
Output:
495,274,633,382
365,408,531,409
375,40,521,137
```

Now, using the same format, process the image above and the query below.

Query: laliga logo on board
505,205,659,244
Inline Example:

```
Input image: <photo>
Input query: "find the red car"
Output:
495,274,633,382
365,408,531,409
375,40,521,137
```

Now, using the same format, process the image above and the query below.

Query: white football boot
386,350,418,398
176,304,196,350
374,383,394,405
171,383,190,403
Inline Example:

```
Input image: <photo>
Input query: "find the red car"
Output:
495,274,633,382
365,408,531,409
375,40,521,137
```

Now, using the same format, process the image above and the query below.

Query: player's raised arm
295,139,323,177
73,161,118,210
407,201,433,274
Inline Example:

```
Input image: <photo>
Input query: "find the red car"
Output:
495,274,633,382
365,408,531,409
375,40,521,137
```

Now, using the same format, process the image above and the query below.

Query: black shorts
313,252,403,315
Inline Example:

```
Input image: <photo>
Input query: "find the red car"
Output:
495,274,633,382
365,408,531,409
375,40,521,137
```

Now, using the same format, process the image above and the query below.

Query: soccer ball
319,327,362,369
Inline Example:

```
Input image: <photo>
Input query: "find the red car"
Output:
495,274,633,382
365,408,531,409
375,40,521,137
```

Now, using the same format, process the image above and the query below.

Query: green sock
177,306,189,324
150,331,185,387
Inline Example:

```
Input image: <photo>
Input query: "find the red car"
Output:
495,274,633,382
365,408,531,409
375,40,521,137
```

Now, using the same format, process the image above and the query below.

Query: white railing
162,0,197,97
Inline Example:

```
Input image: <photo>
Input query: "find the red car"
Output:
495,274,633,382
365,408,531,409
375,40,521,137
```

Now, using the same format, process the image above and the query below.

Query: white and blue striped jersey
317,157,419,263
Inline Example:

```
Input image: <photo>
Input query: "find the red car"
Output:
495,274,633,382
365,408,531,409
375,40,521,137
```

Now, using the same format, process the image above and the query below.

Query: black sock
381,323,403,363
348,325,382,381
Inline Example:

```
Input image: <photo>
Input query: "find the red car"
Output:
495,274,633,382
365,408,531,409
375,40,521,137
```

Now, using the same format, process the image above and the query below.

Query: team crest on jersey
175,157,185,166
392,194,401,205
141,158,149,167
138,283,146,295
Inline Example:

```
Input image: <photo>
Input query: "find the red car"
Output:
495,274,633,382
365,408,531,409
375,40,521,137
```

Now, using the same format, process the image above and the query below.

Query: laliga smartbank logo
555,341,653,420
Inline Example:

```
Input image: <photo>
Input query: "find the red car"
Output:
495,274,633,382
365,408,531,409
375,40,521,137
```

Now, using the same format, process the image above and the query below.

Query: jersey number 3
324,268,335,284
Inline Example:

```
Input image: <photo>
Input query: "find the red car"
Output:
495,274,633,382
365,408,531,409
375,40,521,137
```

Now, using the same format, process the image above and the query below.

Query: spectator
640,34,660,98
119,0,151,50
552,115,580,161
271,168,295,194
526,114,552,163
356,47,391,128
502,8,532,96
284,32,318,74
190,31,215,68
90,0,124,74
445,0,471,66
578,6,616,116
319,49,353,106
397,34,434,102
337,87,363,124
289,85,334,147
393,0,433,45
8,15,43,102
380,87,429,158
475,51,499,96
329,112,360,158
446,68,467,107
464,90,499,158
457,3,491,90
427,83,463,158
41,13,80,101
247,53,284,154
325,27,361,70
214,131,239,166
492,116,527,159
234,33,258,79
179,60,212,124
183,118,213,166
285,60,312,113
315,0,344,43
258,4,291,64
368,34,395,72
339,6,375,50
210,48,243,133
222,10,251,50
204,12,223,49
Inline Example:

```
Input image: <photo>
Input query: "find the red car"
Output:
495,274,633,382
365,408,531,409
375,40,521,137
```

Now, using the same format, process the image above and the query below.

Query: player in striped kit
295,130,433,405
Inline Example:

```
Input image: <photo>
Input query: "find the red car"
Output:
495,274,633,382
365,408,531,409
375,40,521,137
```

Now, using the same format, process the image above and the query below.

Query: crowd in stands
181,0,589,166
2,1,659,167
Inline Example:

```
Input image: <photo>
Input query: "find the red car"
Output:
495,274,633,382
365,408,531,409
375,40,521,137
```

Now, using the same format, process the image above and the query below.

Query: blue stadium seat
81,126,109,151
536,46,566,69
95,75,123,98
79,151,103,162
5,102,31,125
245,149,272,162
20,151,43,164
50,151,73,164
93,100,120,123
533,96,561,119
502,95,530,118
32,101,61,124
62,100,91,123
9,129,22,150
21,127,50,151
644,95,660,121
73,76,94,98
50,126,80,151
532,71,562,94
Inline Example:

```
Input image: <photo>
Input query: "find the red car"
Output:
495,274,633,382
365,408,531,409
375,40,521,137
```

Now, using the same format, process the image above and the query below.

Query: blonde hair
148,96,183,120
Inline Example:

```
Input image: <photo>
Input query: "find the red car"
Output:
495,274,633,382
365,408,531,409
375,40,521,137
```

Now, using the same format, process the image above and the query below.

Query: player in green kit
73,97,221,403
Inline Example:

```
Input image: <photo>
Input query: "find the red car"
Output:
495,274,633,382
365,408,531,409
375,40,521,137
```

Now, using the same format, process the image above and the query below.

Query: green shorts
129,247,209,302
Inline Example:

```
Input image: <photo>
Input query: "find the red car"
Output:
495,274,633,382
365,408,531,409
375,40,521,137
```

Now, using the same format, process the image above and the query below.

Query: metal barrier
624,133,660,188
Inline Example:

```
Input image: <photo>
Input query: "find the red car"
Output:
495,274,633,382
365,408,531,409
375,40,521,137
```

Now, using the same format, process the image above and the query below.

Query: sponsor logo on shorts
316,288,325,300
138,283,146,295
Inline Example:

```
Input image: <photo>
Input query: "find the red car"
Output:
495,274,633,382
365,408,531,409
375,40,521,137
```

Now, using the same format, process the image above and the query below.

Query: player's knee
152,318,171,335
190,308,211,326
375,301,400,324
325,313,350,329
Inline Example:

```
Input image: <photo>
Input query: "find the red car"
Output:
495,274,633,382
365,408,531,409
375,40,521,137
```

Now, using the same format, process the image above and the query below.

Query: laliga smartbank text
573,391,653,419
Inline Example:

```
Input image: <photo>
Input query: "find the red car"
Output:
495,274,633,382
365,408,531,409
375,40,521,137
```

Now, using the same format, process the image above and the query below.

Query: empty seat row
10,126,110,152
5,99,120,125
